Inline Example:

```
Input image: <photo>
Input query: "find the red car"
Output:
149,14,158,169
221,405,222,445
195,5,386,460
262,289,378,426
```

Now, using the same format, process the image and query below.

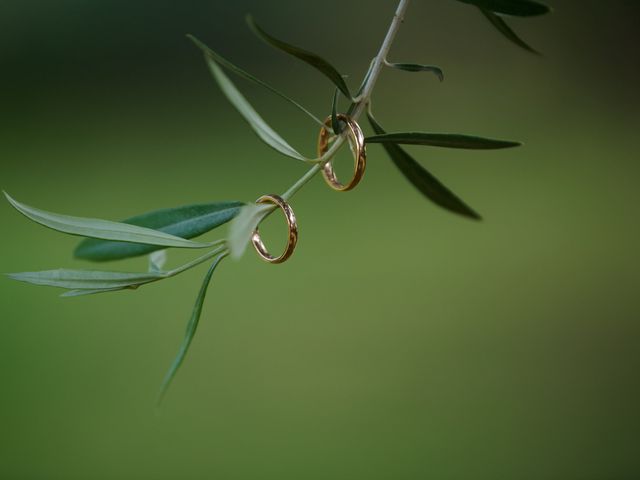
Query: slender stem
167,245,227,277
282,163,322,201
280,0,411,200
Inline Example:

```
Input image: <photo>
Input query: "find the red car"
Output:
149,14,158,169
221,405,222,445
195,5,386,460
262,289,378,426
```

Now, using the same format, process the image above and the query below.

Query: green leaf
365,132,521,149
157,252,227,406
479,8,539,54
367,113,480,220
4,192,213,250
7,269,164,290
74,201,243,262
246,15,351,98
204,57,308,161
456,0,550,17
331,88,342,135
227,203,272,260
386,62,444,81
187,35,323,126
149,250,167,273
60,287,129,297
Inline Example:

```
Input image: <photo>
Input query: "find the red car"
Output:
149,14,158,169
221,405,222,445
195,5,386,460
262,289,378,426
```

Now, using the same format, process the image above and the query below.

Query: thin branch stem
167,245,227,277
279,0,411,201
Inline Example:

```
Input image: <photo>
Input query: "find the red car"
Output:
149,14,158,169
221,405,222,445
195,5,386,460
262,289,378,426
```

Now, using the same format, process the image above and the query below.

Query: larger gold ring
251,194,298,264
317,114,367,192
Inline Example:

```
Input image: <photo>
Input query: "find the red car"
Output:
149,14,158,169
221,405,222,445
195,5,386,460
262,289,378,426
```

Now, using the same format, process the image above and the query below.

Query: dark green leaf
4,192,212,250
366,132,521,149
367,113,480,220
204,58,308,161
331,88,342,134
456,0,550,17
386,62,445,81
157,252,227,406
187,35,323,126
75,201,243,262
246,15,351,98
480,8,539,53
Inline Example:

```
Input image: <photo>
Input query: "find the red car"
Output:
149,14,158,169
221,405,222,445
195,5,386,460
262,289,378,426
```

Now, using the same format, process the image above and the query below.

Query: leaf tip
3,190,17,207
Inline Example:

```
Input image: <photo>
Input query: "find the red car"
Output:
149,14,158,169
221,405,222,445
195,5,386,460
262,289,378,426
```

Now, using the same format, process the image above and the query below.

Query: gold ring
317,114,367,192
251,194,298,264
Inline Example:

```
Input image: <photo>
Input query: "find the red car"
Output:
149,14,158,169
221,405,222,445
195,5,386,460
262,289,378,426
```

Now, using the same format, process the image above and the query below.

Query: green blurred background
1,0,639,478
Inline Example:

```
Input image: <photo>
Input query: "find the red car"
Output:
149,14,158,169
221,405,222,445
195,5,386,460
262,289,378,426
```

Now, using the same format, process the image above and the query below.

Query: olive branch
4,0,551,404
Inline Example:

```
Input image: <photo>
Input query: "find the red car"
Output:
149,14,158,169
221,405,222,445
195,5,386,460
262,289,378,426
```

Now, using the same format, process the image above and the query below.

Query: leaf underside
75,201,243,262
8,269,164,291
187,35,323,126
4,192,210,250
367,113,481,220
246,15,351,98
227,203,273,260
204,55,308,161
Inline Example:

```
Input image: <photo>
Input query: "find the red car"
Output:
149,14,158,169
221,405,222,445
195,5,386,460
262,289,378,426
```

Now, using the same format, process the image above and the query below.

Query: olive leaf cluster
5,0,551,404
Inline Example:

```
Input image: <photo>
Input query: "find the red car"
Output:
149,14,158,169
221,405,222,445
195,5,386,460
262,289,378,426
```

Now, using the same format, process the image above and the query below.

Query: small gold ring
317,114,367,192
251,194,298,264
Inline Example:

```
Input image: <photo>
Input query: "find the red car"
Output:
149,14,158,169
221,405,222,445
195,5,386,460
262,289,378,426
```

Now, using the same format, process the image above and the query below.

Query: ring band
251,194,298,264
317,114,367,192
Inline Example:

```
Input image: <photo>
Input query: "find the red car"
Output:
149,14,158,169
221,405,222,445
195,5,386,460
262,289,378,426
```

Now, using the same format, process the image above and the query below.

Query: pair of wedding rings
251,114,367,264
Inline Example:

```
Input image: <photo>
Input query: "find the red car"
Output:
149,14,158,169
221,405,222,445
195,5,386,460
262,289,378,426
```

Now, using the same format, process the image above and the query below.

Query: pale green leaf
204,57,308,161
8,269,164,290
60,287,131,297
227,203,272,260
4,192,211,250
187,35,323,126
149,250,167,273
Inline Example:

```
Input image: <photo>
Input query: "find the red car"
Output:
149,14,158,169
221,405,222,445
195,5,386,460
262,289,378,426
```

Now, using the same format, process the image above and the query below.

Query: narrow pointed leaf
365,132,521,149
7,269,164,290
227,203,272,260
386,63,444,81
456,0,550,17
61,287,130,297
479,8,540,54
367,113,480,220
204,57,308,161
331,88,342,134
246,15,351,98
74,201,243,262
187,35,323,126
157,253,227,405
4,192,212,250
